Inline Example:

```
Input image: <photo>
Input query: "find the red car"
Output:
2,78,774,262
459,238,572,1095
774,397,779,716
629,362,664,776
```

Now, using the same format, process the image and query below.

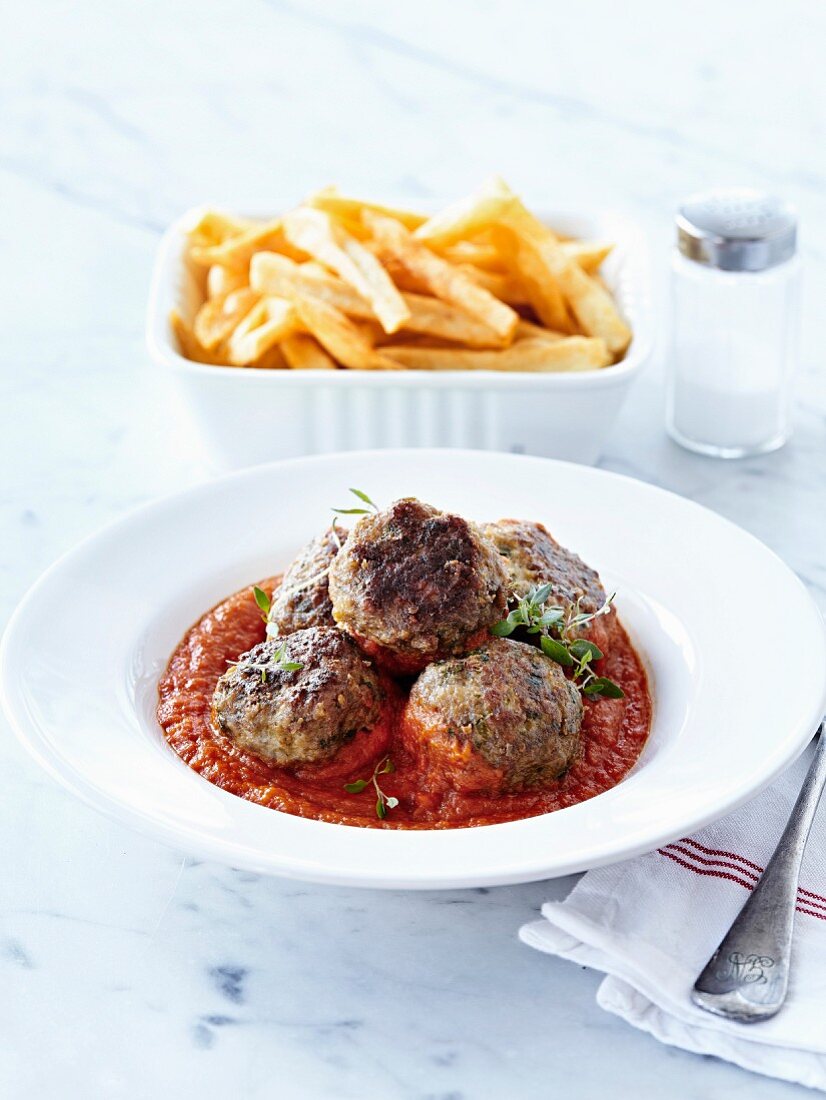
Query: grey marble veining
2,1,825,1096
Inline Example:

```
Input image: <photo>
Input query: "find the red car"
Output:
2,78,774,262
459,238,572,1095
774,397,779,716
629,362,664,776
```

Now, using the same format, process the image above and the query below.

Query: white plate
3,451,825,888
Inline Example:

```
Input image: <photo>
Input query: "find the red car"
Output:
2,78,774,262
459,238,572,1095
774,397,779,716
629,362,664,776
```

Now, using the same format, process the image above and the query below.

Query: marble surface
3,1,825,1096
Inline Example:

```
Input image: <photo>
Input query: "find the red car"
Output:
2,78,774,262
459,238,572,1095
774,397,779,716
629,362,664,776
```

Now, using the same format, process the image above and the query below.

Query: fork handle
692,725,826,1022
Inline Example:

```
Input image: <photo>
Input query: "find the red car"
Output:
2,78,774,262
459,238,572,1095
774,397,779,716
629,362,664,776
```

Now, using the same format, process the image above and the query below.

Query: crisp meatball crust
403,637,583,792
328,498,508,675
211,627,384,767
484,519,606,612
270,528,345,635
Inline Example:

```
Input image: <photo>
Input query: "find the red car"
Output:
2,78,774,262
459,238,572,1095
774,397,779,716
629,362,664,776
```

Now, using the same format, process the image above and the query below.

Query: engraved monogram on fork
715,951,776,986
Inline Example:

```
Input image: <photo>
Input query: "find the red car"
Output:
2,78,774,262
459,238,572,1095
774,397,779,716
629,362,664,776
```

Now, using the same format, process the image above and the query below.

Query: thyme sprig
232,600,303,682
344,756,399,819
332,487,379,516
236,639,304,683
253,585,281,639
330,517,343,550
492,585,623,699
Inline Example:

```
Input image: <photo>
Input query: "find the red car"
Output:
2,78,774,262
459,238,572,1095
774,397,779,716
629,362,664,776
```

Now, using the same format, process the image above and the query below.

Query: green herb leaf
344,755,398,817
571,592,616,628
569,639,603,662
491,619,515,637
281,661,304,672
540,635,574,666
583,677,624,699
253,586,271,620
332,488,379,518
529,582,554,606
537,608,565,628
349,488,377,509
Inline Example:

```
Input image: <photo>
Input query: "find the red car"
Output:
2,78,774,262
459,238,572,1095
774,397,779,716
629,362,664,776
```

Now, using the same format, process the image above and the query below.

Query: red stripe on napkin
658,844,826,922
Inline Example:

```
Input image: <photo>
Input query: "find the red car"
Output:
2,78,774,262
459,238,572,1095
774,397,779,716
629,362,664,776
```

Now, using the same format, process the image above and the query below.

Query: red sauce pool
158,579,652,829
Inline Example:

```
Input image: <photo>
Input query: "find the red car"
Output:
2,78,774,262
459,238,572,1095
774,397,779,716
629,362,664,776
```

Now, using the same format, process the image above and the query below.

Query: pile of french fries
171,178,632,373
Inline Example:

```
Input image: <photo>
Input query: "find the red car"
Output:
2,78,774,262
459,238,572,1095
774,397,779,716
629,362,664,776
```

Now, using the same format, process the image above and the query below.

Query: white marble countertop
3,1,825,1096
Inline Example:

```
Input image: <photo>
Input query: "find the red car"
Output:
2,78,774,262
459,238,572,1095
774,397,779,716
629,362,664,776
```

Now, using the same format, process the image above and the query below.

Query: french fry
490,225,574,333
292,295,402,370
562,240,613,274
172,183,631,373
184,208,259,249
206,264,248,299
251,343,289,370
226,297,299,366
193,287,260,350
413,176,515,247
514,320,567,342
383,336,610,372
190,220,307,270
170,310,227,365
439,239,505,271
283,207,410,334
363,211,518,342
307,186,426,231
498,199,631,357
280,333,337,370
453,264,529,307
251,252,505,348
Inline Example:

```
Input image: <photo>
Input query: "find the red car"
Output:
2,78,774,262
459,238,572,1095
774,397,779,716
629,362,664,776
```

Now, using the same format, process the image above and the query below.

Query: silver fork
692,724,826,1022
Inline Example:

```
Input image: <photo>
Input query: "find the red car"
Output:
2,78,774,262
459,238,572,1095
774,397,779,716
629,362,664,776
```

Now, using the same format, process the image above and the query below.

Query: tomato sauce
157,579,652,829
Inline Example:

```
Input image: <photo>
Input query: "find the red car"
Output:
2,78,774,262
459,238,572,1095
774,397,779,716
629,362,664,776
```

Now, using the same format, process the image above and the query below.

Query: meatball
484,519,605,611
328,498,508,675
403,638,582,792
211,626,385,767
484,518,611,650
270,528,345,635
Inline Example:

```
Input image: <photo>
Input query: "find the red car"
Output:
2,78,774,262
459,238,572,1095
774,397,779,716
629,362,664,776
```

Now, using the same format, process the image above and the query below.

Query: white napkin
520,742,826,1091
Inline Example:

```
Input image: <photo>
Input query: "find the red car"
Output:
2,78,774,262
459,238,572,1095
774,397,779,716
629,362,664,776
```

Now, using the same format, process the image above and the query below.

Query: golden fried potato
226,297,299,366
383,336,610,372
193,287,260,350
280,333,337,370
562,240,614,274
170,310,227,365
171,181,631,373
498,197,631,357
307,186,426,231
363,211,518,342
292,295,402,370
251,252,505,348
283,208,410,334
413,176,514,247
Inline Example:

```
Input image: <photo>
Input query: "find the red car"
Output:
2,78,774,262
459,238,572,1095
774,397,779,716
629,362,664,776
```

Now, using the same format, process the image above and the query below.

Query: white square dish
146,209,654,469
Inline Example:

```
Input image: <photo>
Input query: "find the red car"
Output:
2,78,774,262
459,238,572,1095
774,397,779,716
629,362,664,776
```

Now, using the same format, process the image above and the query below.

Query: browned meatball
402,637,583,792
328,498,508,675
270,528,345,635
211,627,385,766
484,519,606,612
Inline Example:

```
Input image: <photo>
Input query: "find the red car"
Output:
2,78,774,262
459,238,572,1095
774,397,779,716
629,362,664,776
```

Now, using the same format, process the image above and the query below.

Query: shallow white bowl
4,451,824,888
146,209,653,469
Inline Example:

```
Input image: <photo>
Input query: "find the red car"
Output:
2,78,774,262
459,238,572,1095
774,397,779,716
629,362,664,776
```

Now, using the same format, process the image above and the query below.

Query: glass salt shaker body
667,189,800,458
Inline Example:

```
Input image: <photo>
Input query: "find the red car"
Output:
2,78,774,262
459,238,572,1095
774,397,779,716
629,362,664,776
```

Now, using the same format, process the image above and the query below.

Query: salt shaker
667,189,800,457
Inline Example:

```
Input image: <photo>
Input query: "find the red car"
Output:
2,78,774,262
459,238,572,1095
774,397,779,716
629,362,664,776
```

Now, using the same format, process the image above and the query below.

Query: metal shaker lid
677,188,797,272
